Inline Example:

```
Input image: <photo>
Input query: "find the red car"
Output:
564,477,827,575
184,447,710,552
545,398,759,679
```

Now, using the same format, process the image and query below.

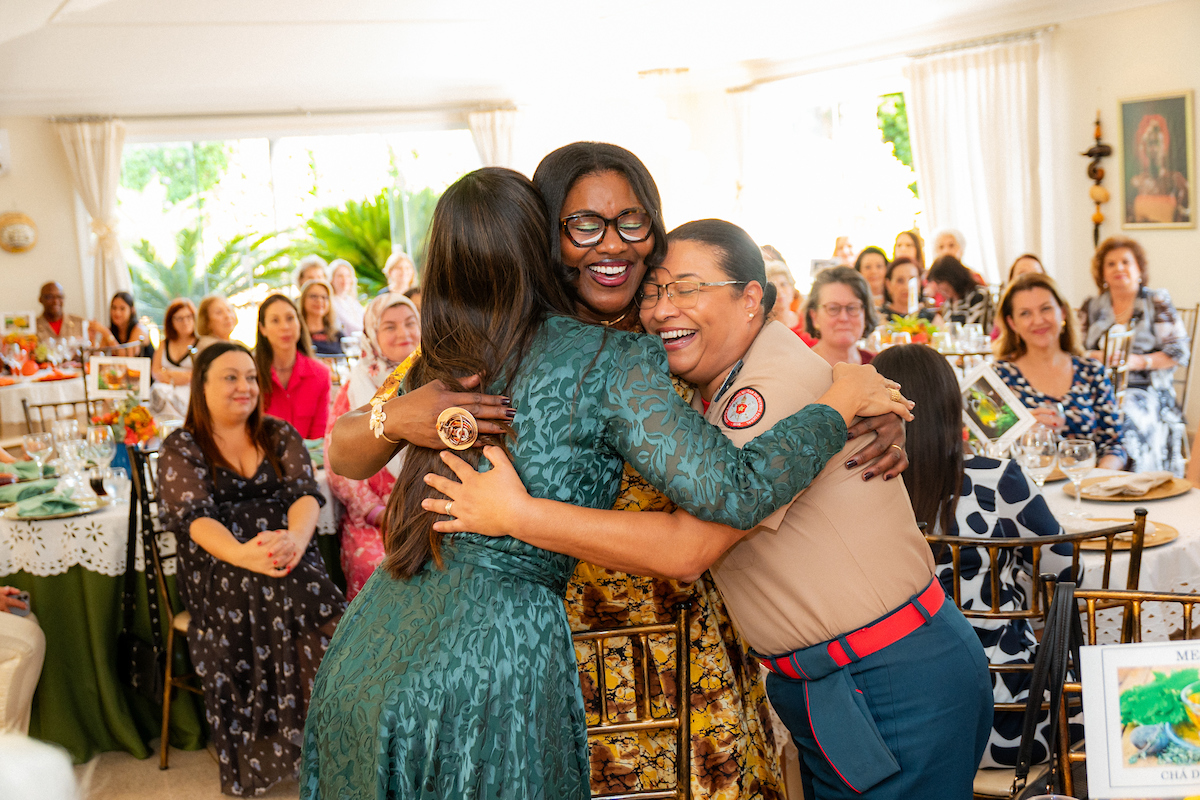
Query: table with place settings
0,468,343,763
1042,468,1200,643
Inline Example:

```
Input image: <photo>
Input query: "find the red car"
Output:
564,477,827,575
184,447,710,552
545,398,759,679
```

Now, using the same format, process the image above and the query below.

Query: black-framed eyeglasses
561,209,653,248
638,280,748,309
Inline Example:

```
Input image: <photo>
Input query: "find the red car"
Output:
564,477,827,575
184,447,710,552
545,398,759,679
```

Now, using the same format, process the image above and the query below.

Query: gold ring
888,387,903,403
890,444,904,453
437,407,479,450
445,501,454,515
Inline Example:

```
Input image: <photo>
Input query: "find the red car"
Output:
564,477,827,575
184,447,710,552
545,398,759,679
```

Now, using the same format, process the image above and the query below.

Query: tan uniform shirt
698,321,935,656
36,314,86,341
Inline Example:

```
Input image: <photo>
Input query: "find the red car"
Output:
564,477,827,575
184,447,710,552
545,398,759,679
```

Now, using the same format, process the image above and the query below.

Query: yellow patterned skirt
567,462,785,800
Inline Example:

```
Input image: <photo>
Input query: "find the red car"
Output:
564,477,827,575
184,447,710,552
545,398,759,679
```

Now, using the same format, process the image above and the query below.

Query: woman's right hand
1030,406,1066,432
420,446,533,537
826,362,914,421
236,530,296,577
384,374,515,449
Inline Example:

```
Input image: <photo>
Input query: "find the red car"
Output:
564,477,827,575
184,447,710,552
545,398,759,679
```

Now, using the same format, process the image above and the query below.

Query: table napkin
1084,471,1175,498
15,491,84,518
0,478,58,504
0,461,43,481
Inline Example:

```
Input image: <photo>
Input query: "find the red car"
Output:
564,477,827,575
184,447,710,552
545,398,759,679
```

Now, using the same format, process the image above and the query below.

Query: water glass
106,468,130,503
1058,438,1097,518
86,425,117,470
931,331,952,353
22,432,54,476
56,438,93,500
1016,428,1057,487
51,418,81,445
891,331,912,346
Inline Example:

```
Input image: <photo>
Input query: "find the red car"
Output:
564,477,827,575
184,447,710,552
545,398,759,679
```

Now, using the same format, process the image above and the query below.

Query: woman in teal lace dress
300,168,910,799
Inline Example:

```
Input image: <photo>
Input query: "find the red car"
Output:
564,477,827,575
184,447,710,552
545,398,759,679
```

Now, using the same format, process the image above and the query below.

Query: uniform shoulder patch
722,387,765,429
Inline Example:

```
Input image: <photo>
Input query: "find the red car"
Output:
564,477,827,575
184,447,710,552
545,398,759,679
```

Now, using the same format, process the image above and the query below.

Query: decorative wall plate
0,212,37,253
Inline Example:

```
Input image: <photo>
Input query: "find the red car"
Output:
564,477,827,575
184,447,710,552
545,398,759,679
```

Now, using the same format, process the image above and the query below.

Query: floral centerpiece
886,313,937,345
91,393,158,445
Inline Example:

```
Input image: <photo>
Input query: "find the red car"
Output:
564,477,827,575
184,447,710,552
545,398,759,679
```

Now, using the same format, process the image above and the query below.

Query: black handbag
1014,580,1087,799
116,448,166,702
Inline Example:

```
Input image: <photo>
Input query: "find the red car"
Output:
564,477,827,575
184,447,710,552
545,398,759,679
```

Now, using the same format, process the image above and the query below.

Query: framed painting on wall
1119,90,1194,229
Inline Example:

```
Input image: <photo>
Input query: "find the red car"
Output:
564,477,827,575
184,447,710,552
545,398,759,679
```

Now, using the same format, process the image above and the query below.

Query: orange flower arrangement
91,393,158,445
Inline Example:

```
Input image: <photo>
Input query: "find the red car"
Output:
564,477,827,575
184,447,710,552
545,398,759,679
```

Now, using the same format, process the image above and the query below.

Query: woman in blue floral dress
300,168,910,799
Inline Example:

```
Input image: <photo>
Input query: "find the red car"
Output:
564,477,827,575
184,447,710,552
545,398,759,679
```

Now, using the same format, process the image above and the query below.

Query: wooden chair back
1098,327,1135,407
21,398,102,434
572,604,692,800
1056,588,1200,798
926,512,1147,800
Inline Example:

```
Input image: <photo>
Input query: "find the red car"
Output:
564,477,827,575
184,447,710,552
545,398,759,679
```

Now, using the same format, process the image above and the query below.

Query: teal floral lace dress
299,316,848,799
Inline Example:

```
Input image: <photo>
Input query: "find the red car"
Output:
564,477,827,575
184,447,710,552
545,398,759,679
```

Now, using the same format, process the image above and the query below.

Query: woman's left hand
422,446,533,537
846,413,909,481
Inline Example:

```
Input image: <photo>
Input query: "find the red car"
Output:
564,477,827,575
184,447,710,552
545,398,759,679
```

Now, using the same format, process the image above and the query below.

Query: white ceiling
0,0,1173,118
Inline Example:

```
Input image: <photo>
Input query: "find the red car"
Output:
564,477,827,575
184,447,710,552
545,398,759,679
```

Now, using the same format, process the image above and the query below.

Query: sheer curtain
467,109,518,168
54,117,131,321
905,37,1047,283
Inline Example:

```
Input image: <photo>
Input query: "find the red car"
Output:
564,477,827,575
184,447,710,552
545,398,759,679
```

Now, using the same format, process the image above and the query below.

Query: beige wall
0,116,85,321
1047,0,1200,423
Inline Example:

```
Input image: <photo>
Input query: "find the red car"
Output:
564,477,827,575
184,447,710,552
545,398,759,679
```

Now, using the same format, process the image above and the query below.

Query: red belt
762,580,945,675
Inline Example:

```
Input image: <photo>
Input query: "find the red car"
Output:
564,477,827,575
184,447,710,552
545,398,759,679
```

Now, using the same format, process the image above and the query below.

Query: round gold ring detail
437,407,479,451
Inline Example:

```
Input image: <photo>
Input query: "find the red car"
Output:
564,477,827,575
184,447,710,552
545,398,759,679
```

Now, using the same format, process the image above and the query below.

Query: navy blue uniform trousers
766,602,993,800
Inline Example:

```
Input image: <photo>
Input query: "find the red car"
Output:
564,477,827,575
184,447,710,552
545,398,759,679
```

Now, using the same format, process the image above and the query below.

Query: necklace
600,308,634,328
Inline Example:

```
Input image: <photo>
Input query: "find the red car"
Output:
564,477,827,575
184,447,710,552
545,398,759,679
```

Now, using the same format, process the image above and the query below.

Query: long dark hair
381,168,576,579
870,344,964,541
532,142,668,306
109,291,137,343
926,255,976,299
667,219,777,315
185,341,282,478
882,257,919,307
254,294,314,404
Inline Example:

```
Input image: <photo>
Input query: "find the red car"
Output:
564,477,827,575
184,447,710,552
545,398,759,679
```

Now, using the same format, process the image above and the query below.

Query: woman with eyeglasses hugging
803,266,879,367
427,219,991,800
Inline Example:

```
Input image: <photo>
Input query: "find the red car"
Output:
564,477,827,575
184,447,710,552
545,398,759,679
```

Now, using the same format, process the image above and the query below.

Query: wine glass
1058,439,1097,519
86,425,117,471
1016,427,1057,487
105,467,130,504
51,418,80,445
22,433,54,478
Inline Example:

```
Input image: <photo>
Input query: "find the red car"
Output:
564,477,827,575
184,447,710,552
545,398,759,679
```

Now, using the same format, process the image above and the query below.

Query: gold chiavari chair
21,398,103,434
925,510,1147,800
1055,588,1200,799
572,603,692,800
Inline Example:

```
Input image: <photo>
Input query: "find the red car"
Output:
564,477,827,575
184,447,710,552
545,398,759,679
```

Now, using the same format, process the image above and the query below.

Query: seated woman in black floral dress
158,341,346,797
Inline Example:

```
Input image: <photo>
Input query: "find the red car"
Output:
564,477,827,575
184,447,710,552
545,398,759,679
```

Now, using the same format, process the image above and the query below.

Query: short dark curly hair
1090,236,1147,292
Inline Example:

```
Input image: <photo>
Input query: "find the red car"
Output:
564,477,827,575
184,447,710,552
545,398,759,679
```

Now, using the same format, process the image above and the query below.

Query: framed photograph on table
1081,640,1200,798
1119,90,1194,228
87,356,150,400
959,363,1036,453
1,311,37,335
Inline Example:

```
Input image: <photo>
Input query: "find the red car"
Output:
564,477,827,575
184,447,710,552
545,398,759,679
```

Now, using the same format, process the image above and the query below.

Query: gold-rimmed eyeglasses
638,280,748,309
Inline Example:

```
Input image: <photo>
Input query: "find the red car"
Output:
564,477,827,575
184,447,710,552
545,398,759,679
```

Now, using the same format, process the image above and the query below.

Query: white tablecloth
0,375,85,435
0,469,341,578
1043,468,1200,642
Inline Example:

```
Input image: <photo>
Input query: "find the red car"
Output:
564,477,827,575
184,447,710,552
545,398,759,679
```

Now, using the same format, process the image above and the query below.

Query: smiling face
39,282,64,321
1006,287,1065,352
857,252,888,293
1102,247,1142,293
810,282,867,348
638,239,761,399
259,298,301,353
559,171,655,322
886,263,919,310
208,298,237,339
110,297,132,328
204,349,259,426
377,303,420,363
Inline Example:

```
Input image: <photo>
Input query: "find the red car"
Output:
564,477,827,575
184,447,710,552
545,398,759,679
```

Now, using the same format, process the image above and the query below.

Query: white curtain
54,118,131,321
467,109,518,168
905,37,1046,283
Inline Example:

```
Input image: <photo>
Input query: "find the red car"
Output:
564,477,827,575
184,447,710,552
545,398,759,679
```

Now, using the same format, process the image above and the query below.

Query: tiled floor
74,745,299,800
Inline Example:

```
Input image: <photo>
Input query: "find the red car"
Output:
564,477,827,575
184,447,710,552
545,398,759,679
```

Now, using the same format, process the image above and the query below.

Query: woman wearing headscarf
322,293,421,599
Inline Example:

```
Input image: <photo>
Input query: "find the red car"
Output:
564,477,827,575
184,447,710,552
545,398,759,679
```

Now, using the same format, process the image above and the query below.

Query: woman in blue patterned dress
993,273,1126,470
1079,236,1190,475
871,344,1077,769
300,168,912,799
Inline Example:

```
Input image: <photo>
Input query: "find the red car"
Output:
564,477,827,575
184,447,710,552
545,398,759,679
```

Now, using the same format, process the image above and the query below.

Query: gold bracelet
369,399,401,444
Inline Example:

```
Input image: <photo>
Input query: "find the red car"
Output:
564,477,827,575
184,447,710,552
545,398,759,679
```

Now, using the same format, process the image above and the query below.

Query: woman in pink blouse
253,294,331,439
322,292,421,598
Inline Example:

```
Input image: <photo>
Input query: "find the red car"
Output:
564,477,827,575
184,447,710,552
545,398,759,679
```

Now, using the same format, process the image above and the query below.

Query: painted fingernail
267,552,273,557
845,459,857,468
501,397,511,407
862,472,874,481
883,474,892,481
847,431,856,439
505,409,517,419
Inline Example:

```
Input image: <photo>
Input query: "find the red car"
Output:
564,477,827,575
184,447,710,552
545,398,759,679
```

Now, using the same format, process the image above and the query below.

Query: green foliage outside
120,142,230,206
128,228,292,325
1120,668,1199,728
291,187,440,296
877,93,918,198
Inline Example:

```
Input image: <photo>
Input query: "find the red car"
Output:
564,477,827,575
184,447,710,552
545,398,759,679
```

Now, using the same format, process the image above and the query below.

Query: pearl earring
748,311,755,320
